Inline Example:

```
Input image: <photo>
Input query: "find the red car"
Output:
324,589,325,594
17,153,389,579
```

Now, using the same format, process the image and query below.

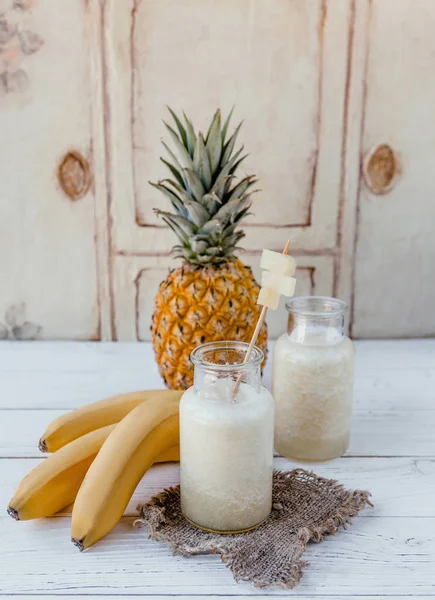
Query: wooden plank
0,340,433,373
0,342,164,409
7,597,435,600
1,359,432,411
2,407,434,459
0,516,433,596
0,340,434,410
2,456,435,519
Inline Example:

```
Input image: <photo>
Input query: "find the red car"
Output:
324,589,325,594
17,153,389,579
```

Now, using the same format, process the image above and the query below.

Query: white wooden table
1,340,434,599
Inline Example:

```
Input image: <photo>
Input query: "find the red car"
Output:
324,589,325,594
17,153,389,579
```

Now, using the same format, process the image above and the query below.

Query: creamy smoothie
273,297,354,461
180,367,274,533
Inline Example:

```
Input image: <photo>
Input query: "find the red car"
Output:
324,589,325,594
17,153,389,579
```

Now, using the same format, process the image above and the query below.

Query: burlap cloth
135,469,372,589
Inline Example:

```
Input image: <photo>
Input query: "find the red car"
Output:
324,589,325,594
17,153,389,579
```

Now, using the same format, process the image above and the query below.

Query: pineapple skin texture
151,258,268,390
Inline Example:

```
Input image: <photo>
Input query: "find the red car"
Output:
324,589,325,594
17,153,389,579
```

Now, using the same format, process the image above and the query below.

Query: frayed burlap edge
135,469,373,589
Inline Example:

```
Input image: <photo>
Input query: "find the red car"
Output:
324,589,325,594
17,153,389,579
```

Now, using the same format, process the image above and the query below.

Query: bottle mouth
285,296,348,318
190,341,264,371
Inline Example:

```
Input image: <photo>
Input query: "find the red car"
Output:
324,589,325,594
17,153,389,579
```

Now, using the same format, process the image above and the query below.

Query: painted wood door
0,0,106,340
352,0,435,337
104,0,352,340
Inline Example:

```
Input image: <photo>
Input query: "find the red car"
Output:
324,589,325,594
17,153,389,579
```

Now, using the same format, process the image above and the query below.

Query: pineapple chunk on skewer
261,272,297,297
260,249,296,276
257,249,297,311
257,287,281,311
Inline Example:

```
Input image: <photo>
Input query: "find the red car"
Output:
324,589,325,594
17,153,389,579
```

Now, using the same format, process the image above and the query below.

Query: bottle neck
287,312,345,345
191,341,263,400
194,364,261,398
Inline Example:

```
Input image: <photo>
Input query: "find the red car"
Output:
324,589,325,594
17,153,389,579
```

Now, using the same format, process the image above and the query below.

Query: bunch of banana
8,389,182,549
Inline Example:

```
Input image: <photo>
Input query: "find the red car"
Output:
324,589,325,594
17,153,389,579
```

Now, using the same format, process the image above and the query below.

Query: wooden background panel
0,0,100,340
107,0,351,254
352,0,435,337
132,0,323,228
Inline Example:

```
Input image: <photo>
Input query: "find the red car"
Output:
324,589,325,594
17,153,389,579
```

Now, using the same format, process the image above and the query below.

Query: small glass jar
273,296,354,461
180,341,274,534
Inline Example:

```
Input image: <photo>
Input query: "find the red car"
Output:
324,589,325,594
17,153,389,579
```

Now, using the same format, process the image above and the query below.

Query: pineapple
150,108,267,389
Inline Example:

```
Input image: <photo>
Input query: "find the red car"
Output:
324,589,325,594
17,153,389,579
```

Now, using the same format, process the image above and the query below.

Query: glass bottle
273,296,354,461
180,341,274,533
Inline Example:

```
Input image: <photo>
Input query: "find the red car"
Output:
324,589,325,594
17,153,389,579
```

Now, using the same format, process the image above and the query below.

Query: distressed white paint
106,0,351,256
353,0,435,337
1,339,434,596
87,0,113,341
0,0,99,340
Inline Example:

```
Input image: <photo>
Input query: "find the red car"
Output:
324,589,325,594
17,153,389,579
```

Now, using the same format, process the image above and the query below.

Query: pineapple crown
150,107,259,266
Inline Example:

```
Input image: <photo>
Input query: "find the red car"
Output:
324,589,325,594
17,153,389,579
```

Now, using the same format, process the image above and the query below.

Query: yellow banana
9,430,180,521
58,445,179,515
8,425,115,520
156,445,180,463
71,396,179,550
39,389,183,452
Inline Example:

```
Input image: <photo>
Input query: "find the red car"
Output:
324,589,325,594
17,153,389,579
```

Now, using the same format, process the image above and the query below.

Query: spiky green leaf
163,122,193,169
193,133,212,188
182,199,210,228
183,112,197,157
227,175,257,202
154,210,196,237
229,152,249,176
160,158,185,187
191,239,209,254
205,110,222,175
161,140,186,176
205,247,223,256
149,181,186,216
166,106,188,147
221,121,243,165
221,106,235,143
211,146,244,194
213,196,250,223
163,179,201,207
201,192,221,215
182,168,205,202
199,219,223,235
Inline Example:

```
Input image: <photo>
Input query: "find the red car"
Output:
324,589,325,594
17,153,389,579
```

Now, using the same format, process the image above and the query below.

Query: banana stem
71,538,85,552
7,506,19,521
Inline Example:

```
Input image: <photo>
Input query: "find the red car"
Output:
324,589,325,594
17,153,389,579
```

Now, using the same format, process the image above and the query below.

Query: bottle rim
285,296,348,318
190,340,264,371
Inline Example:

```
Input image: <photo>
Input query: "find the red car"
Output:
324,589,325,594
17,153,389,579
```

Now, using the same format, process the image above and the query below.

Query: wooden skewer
232,239,291,401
